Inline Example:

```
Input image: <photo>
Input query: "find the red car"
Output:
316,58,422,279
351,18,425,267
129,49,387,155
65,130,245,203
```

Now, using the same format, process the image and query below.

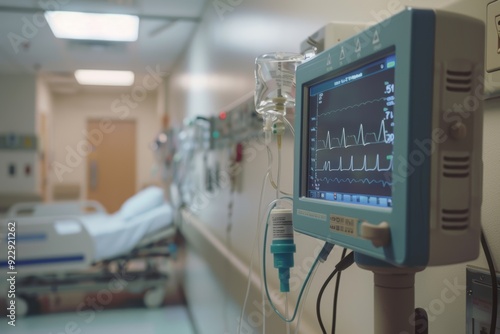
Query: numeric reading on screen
306,53,395,208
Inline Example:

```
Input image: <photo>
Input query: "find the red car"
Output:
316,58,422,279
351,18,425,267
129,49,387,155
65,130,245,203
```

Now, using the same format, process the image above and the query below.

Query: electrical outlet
485,1,500,98
8,163,16,177
466,266,500,333
487,1,500,72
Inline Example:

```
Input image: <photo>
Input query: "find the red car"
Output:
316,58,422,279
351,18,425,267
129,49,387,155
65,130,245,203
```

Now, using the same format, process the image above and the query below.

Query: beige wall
168,1,496,334
49,90,160,201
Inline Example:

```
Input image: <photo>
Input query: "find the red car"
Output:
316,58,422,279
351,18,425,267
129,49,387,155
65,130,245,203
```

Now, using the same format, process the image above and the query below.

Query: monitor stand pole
357,262,424,334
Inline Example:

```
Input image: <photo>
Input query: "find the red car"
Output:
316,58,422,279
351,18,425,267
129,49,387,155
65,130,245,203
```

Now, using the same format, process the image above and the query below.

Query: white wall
168,1,498,334
0,73,38,194
0,74,36,133
50,90,160,200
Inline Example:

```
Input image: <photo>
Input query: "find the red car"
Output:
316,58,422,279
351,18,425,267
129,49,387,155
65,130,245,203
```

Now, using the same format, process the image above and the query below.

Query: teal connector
270,239,296,292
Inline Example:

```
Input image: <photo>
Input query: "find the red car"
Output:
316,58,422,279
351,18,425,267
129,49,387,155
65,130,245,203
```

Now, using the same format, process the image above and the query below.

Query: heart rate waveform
306,53,396,200
316,154,393,172
315,177,392,188
318,97,387,118
317,119,390,150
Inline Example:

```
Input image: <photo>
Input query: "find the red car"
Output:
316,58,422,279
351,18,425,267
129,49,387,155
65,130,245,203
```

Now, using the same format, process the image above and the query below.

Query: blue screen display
306,53,396,208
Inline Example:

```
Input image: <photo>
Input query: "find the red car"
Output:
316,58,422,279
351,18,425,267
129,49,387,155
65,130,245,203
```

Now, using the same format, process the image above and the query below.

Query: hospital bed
0,186,178,315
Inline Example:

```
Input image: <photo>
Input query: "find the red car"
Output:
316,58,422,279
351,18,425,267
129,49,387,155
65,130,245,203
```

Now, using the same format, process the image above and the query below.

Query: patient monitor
293,8,484,267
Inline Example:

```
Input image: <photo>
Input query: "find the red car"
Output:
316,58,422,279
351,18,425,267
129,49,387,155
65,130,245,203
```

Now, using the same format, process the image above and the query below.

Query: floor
0,305,196,334
0,248,196,334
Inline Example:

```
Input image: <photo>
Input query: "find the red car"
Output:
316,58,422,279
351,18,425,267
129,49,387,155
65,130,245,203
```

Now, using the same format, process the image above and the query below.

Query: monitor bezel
293,9,436,266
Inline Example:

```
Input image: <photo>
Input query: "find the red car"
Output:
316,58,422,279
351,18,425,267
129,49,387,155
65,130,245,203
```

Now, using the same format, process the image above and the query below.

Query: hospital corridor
1,1,500,334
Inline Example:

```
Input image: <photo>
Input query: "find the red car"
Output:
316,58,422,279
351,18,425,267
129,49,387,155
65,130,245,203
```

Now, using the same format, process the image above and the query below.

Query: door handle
90,160,99,190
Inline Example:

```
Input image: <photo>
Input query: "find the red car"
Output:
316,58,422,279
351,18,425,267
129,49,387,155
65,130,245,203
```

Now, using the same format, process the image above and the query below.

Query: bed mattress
75,203,173,261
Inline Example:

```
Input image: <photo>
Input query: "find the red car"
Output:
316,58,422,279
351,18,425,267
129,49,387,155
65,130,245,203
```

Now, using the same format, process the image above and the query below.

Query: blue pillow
119,186,165,220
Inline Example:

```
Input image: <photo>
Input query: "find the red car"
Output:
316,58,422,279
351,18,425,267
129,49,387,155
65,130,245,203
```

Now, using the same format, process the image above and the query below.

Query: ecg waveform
316,177,392,188
317,119,389,150
307,56,396,200
318,97,387,118
317,154,392,172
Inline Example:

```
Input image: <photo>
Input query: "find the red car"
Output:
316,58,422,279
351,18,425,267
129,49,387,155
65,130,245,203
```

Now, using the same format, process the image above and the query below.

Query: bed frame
0,200,178,315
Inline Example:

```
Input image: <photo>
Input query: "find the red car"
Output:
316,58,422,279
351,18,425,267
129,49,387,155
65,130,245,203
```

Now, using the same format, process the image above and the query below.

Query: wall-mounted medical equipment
151,129,177,182
187,100,262,152
467,265,500,334
293,8,484,268
166,122,197,212
168,98,261,212
0,133,37,150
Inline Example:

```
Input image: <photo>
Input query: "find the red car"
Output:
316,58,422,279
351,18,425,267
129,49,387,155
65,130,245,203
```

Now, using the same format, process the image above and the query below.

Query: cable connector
270,208,296,292
318,242,335,263
336,252,355,271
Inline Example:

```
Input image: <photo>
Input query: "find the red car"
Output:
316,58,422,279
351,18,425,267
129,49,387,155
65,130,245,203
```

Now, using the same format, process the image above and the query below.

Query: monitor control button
360,221,391,247
450,121,467,140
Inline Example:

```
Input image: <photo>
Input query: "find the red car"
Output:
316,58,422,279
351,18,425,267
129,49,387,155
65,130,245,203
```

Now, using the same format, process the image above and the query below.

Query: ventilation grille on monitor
445,68,472,93
441,208,470,230
442,154,470,178
440,152,471,231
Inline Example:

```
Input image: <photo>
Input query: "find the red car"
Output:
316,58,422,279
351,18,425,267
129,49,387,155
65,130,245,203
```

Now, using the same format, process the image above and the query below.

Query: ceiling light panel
45,11,139,42
74,70,135,86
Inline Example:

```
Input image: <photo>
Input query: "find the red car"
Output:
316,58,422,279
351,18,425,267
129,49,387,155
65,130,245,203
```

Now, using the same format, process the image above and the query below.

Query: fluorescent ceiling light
75,70,135,86
45,11,139,42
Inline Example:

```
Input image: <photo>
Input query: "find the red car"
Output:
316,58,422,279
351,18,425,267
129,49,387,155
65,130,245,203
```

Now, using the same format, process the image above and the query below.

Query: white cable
237,169,271,334
237,238,256,334
239,113,293,333
285,293,291,334
283,116,295,138
238,138,276,334
294,264,318,334
276,138,282,203
261,141,276,334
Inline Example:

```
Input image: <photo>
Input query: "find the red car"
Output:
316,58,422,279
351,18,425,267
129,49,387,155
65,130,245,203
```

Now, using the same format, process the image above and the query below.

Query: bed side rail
0,215,95,277
7,200,106,218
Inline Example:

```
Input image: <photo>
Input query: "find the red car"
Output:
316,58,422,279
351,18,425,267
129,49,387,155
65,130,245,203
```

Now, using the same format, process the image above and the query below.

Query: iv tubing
285,293,291,334
266,145,292,196
283,116,295,137
237,169,271,334
276,135,282,202
294,264,318,334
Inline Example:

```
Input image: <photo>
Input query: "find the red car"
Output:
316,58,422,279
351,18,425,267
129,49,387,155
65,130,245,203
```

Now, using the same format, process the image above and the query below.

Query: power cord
481,229,498,334
331,248,347,334
316,251,355,334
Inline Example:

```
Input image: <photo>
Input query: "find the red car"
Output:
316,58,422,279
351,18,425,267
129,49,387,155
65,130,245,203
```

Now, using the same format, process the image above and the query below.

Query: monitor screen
305,52,395,208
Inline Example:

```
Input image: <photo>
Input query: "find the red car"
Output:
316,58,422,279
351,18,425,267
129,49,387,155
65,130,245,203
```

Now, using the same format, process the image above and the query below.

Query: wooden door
86,120,136,213
39,113,47,201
